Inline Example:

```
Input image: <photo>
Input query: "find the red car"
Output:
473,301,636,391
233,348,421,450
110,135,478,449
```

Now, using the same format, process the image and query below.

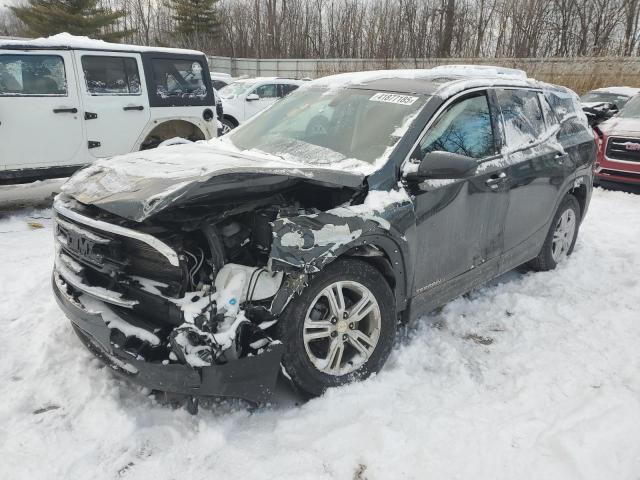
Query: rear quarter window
545,90,589,140
0,54,67,96
144,55,214,107
496,89,546,148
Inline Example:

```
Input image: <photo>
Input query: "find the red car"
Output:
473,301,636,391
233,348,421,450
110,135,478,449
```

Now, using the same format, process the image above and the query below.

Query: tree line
2,0,640,58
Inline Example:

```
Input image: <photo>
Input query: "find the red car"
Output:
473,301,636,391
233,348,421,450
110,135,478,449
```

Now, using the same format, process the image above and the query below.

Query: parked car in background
52,66,595,407
0,33,218,184
209,71,233,90
593,94,640,186
581,86,640,127
218,77,305,133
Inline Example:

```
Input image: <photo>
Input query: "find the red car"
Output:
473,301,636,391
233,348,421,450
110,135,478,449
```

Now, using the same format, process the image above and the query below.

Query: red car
594,95,640,186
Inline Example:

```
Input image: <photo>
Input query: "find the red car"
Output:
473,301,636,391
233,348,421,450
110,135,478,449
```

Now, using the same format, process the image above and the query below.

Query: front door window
417,94,496,160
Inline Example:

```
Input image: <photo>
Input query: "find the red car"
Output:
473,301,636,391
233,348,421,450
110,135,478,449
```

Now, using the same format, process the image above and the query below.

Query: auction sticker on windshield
369,92,419,105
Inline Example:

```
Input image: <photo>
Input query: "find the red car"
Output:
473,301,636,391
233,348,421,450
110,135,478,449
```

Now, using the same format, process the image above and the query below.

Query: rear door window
81,56,141,95
280,83,299,97
0,54,67,96
539,93,559,128
417,93,496,160
496,89,546,148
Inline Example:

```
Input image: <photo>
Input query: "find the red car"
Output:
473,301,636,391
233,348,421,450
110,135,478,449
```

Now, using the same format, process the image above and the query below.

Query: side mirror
404,150,477,182
246,93,260,101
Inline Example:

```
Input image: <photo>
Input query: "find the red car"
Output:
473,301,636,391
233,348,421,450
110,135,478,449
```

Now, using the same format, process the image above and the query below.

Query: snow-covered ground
1,187,639,480
0,178,64,212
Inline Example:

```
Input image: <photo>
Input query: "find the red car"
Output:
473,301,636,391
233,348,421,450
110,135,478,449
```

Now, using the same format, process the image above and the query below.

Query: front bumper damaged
52,271,284,405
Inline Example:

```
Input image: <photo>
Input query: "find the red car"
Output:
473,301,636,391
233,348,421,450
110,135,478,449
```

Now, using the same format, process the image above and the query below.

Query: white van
0,34,218,183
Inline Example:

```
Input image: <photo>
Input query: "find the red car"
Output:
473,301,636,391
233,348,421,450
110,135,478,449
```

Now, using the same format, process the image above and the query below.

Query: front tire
220,118,236,135
529,194,581,271
278,259,396,396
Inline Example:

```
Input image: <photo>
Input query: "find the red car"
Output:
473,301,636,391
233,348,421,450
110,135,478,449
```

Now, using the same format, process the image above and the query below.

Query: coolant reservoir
214,264,284,315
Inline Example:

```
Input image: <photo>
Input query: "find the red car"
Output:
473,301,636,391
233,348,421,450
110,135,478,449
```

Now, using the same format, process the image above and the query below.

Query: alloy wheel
551,208,576,262
303,281,382,376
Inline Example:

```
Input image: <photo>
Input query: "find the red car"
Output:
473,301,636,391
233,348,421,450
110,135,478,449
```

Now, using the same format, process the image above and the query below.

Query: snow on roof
308,65,537,94
429,64,527,78
0,32,205,56
593,86,640,96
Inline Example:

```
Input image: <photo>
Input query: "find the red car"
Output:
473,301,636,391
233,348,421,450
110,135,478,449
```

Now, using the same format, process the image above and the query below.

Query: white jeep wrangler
0,34,218,183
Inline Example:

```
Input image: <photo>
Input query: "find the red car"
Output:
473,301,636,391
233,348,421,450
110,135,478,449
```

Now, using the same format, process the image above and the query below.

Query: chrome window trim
53,197,180,267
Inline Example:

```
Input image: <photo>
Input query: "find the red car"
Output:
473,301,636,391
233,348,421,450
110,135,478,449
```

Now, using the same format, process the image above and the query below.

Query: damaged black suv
52,66,596,404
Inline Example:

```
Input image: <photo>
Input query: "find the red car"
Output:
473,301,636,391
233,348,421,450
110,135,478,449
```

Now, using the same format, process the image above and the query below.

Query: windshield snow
225,87,427,172
219,80,256,98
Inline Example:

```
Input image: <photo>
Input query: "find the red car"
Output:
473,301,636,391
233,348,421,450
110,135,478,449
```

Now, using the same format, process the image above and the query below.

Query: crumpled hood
61,140,365,222
599,116,640,136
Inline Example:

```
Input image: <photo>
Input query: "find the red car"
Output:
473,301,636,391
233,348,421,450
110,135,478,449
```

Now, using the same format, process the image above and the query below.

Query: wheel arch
222,114,239,127
138,119,207,150
568,182,588,221
341,235,409,313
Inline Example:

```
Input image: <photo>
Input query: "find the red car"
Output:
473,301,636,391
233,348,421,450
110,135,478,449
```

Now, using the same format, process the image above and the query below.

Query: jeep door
74,51,150,158
495,88,570,267
408,90,510,298
0,51,84,171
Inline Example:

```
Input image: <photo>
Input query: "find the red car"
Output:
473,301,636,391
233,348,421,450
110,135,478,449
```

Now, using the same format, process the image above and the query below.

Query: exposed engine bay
53,180,364,376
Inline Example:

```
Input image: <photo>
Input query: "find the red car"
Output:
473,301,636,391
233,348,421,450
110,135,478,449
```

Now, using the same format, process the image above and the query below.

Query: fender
269,206,412,312
134,117,212,151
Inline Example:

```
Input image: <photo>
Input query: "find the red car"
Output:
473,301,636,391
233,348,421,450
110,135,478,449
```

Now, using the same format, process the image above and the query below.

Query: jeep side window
254,84,278,99
416,94,495,160
496,89,545,147
81,56,140,95
151,58,207,99
0,54,67,96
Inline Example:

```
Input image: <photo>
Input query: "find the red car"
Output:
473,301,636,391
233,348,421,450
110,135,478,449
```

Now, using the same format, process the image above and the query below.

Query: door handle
555,152,568,164
485,172,507,189
123,105,144,111
53,108,78,114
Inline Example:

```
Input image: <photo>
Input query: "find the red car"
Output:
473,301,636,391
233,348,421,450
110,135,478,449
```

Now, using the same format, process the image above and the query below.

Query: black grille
55,211,187,326
56,213,183,284
599,169,640,180
605,136,640,162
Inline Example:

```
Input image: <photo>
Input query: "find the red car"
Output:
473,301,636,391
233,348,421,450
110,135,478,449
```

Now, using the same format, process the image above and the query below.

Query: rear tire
529,194,581,271
277,259,396,396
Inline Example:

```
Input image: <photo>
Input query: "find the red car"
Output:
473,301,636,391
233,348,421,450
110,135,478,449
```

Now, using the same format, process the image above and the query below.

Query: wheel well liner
569,183,588,219
140,120,205,149
223,115,239,127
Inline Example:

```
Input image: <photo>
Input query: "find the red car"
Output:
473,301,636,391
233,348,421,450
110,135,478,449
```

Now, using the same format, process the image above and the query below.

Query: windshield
581,92,631,109
219,81,256,98
618,95,640,118
224,87,427,171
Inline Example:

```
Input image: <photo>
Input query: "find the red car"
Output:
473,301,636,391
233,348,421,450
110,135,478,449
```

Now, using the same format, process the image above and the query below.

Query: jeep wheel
278,259,396,396
529,194,581,271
